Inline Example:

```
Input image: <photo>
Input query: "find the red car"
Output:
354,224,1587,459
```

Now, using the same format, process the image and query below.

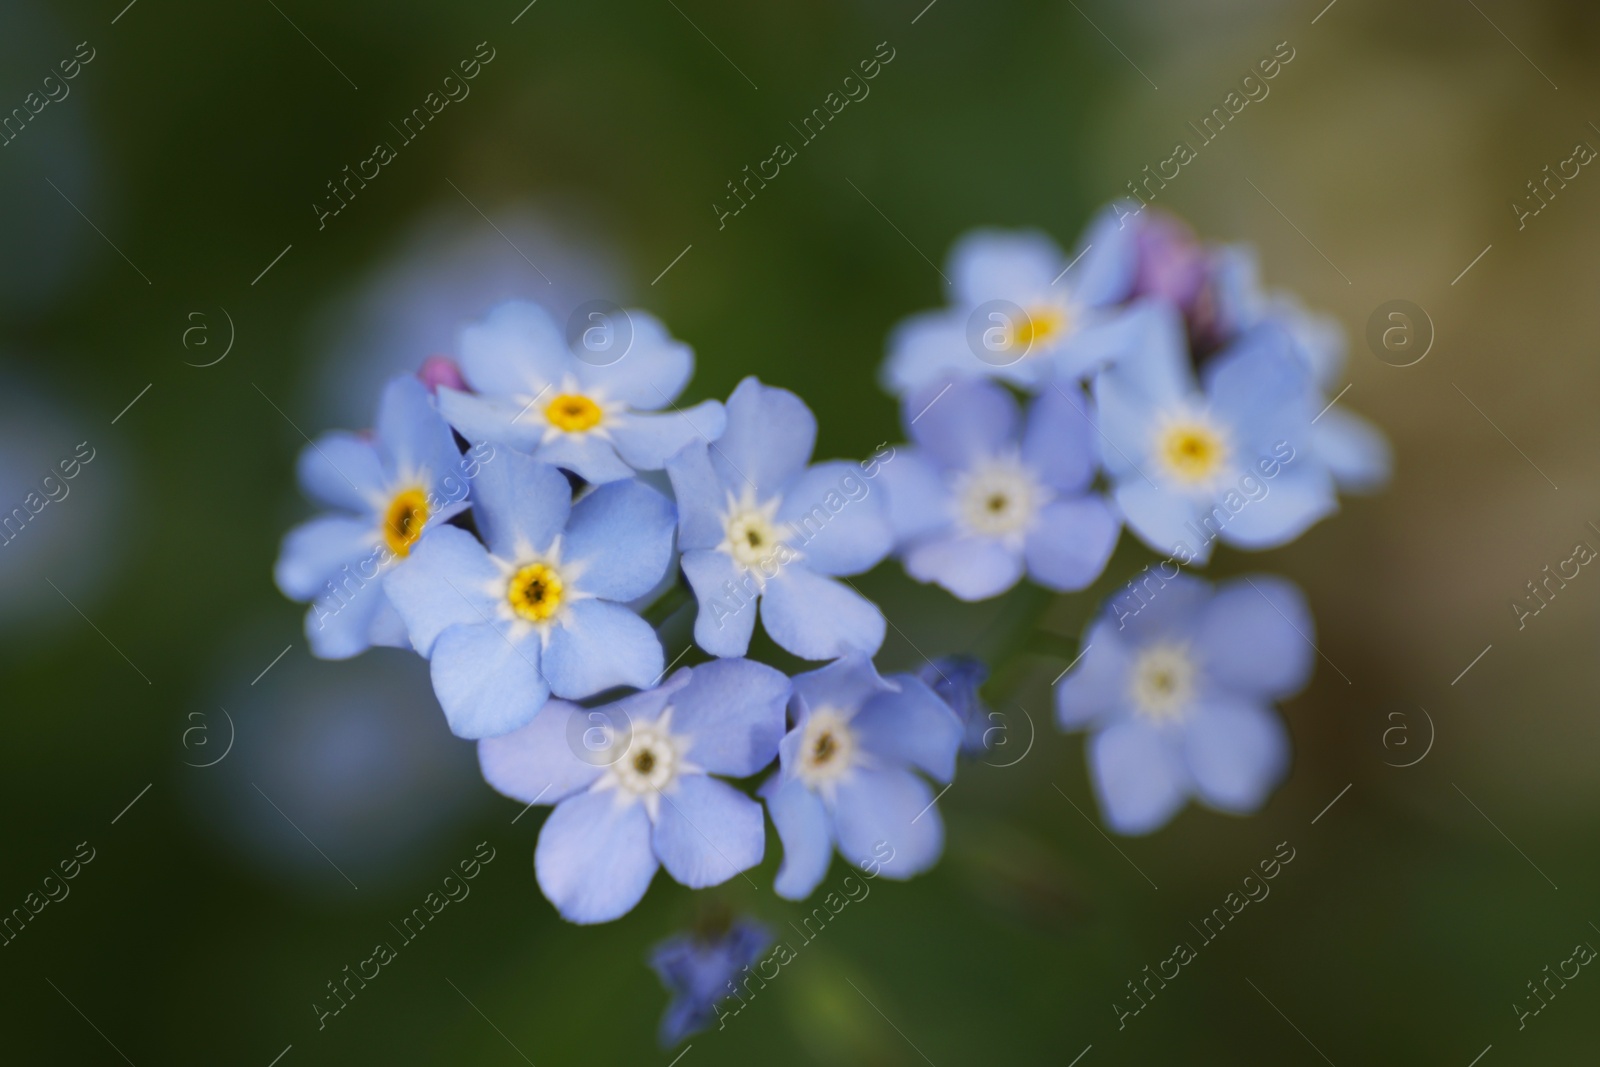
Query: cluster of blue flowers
273,202,1389,1045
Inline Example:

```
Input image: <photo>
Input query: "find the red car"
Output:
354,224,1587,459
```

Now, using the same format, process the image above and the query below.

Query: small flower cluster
273,203,1389,1045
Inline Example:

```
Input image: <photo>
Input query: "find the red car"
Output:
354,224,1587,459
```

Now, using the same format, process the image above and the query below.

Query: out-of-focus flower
667,378,893,661
436,301,725,484
881,205,1160,395
880,376,1118,600
762,654,961,900
1093,309,1336,564
478,660,789,923
385,452,675,738
1055,574,1310,834
650,917,773,1047
274,375,470,660
916,656,994,757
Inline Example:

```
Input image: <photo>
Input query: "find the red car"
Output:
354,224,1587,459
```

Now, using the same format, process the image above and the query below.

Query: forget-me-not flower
880,376,1118,600
478,659,790,923
436,300,726,484
384,451,675,738
1055,574,1310,834
761,653,961,900
650,917,774,1047
667,377,893,661
881,204,1161,396
1093,307,1337,565
274,375,473,660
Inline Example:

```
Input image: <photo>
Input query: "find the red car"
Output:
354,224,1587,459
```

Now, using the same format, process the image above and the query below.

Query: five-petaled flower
1055,573,1312,835
385,452,675,739
479,659,790,923
761,653,962,900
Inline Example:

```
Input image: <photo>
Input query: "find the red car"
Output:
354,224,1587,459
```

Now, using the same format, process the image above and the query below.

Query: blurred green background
3,0,1600,1062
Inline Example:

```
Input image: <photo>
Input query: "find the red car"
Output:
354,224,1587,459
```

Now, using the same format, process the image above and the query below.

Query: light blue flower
384,451,674,739
1209,246,1391,493
1093,307,1337,565
1055,574,1311,835
649,917,773,1047
436,300,726,484
881,204,1163,395
274,375,472,660
667,377,893,661
477,659,790,923
880,376,1118,600
761,654,961,900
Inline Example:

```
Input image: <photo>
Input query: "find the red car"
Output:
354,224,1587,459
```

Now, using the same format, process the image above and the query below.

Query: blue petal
879,310,981,398
1214,466,1336,550
1112,482,1212,564
609,401,725,471
1199,575,1315,698
761,774,834,900
905,533,1025,600
275,515,377,601
303,573,391,660
877,449,948,544
669,659,790,777
478,700,605,805
1054,620,1135,730
1313,407,1391,493
1088,718,1189,835
778,461,893,576
1107,571,1212,644
787,653,893,737
429,623,549,739
376,375,461,490
832,766,944,879
653,775,765,888
544,598,663,698
947,228,1062,307
564,479,676,602
1182,697,1289,814
906,376,1018,470
382,525,501,656
1024,497,1119,591
535,791,658,924
531,431,636,485
1090,302,1194,415
471,452,572,561
1204,324,1315,450
572,310,693,410
854,675,962,782
458,300,572,396
436,387,547,453
665,442,728,551
296,432,385,514
712,378,816,498
760,565,885,661
1065,201,1140,308
1022,385,1097,493
681,550,758,658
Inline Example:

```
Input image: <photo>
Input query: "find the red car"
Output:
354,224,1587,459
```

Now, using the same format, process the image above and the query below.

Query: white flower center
1150,409,1232,490
1128,642,1198,722
795,708,859,795
718,488,789,570
952,453,1048,539
596,709,698,821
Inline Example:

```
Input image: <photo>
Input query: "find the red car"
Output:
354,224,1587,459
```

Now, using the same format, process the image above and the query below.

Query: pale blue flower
881,204,1163,395
1055,574,1311,835
1093,307,1337,565
274,375,471,660
762,654,961,900
436,300,726,484
667,377,893,661
478,660,790,923
384,451,674,739
880,376,1118,600
650,917,773,1047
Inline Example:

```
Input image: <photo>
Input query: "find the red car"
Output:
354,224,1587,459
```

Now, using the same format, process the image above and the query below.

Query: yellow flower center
1155,419,1229,485
506,562,565,622
545,393,603,433
382,488,430,557
1015,304,1069,353
1129,643,1197,722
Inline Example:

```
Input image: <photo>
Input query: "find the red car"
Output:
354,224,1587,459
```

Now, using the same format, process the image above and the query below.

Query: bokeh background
3,0,1599,1062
